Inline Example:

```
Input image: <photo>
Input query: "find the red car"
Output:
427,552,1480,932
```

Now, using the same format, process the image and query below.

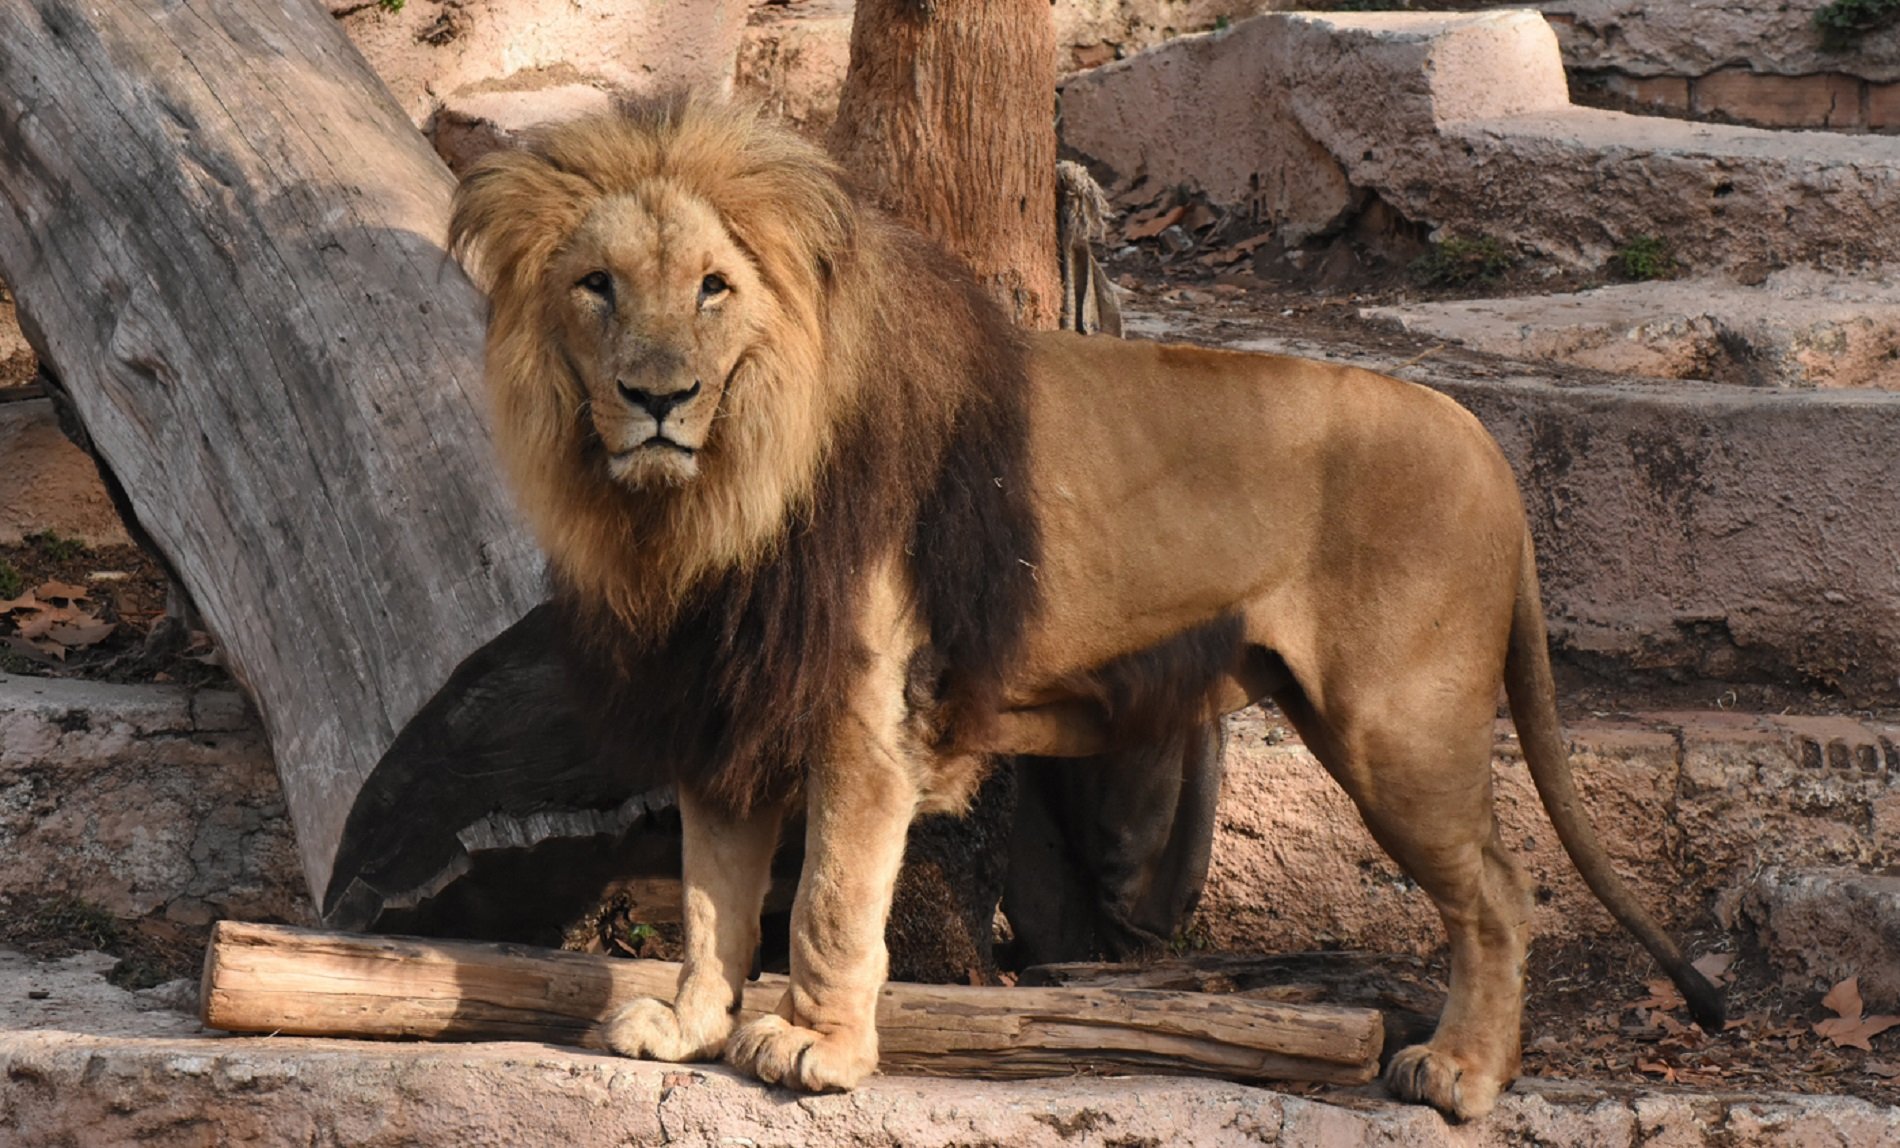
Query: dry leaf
1179,203,1219,231
16,606,84,640
1124,204,1185,241
1813,976,1900,1051
3,634,65,662
45,619,116,648
0,593,41,614
1633,978,1686,1013
1636,1059,1678,1083
1867,1060,1900,1079
1692,952,1735,986
35,580,89,603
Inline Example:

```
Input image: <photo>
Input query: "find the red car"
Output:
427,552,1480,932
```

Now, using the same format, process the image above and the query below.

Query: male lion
450,96,1721,1121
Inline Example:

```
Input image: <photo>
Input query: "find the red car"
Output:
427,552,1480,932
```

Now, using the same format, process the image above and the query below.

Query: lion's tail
1505,535,1725,1031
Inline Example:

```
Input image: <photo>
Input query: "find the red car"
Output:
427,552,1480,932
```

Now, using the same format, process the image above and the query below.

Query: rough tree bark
0,0,653,928
828,0,1062,329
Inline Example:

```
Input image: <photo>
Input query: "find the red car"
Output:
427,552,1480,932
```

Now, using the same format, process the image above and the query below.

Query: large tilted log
0,0,691,932
201,922,1384,1086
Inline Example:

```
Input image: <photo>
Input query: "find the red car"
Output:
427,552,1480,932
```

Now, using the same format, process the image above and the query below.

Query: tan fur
453,98,1715,1122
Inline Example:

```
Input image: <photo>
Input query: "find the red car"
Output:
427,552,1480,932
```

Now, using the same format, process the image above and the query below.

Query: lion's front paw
1385,1043,1505,1122
600,997,730,1063
724,1013,876,1091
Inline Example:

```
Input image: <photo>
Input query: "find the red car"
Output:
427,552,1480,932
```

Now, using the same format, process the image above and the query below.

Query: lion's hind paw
600,997,726,1063
725,1013,875,1092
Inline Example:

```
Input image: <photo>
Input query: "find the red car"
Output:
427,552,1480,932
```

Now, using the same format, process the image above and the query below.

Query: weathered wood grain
0,0,548,903
202,921,1384,1085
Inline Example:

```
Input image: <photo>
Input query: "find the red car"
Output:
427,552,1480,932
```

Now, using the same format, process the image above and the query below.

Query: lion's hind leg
601,789,783,1063
1276,680,1533,1122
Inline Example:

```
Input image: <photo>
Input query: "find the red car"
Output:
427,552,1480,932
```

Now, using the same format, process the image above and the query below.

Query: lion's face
553,192,767,489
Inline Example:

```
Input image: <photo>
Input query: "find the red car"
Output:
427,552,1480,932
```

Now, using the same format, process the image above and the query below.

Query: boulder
1059,11,1900,271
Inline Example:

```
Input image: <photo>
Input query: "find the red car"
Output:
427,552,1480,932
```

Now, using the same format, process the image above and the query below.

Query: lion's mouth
616,436,697,459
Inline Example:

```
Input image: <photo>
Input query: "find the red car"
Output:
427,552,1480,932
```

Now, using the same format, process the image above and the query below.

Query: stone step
1361,270,1900,390
1057,10,1900,272
1538,0,1900,86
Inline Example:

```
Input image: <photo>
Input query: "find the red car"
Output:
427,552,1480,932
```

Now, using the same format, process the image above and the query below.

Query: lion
449,95,1722,1121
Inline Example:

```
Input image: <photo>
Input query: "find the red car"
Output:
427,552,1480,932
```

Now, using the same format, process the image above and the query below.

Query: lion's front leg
725,723,918,1091
601,788,783,1063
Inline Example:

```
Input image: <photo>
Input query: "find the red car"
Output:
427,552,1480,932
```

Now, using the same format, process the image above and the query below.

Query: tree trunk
202,922,1385,1085
0,0,578,918
828,0,1061,329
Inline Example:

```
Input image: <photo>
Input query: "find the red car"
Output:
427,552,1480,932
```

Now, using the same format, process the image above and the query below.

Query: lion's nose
618,378,701,423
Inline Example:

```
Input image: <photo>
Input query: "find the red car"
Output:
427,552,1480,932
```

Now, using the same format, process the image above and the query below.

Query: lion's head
450,96,1040,808
450,97,863,624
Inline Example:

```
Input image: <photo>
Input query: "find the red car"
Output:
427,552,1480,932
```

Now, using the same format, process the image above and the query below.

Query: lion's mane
450,96,1041,810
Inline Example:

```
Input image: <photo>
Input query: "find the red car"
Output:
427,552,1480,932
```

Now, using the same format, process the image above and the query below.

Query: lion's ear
449,149,596,300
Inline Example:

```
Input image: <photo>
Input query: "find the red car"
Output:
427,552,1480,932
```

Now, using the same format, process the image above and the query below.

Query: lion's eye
698,273,730,305
577,271,613,300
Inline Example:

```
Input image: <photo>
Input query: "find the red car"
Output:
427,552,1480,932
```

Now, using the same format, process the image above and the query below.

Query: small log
201,922,1383,1086
1021,952,1447,1062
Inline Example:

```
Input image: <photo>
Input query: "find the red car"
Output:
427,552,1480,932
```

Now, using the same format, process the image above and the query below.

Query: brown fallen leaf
1636,1058,1678,1083
1692,952,1735,987
0,592,44,615
1813,976,1900,1052
35,580,89,603
1632,978,1686,1013
3,634,66,663
16,605,85,641
1179,203,1218,231
1867,1060,1900,1079
45,618,116,648
1124,204,1184,241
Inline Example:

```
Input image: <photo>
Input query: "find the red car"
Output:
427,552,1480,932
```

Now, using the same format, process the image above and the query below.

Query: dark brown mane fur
490,98,1042,813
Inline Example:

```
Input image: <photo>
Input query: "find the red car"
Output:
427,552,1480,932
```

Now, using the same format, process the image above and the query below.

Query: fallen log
1021,952,1447,1062
201,922,1384,1086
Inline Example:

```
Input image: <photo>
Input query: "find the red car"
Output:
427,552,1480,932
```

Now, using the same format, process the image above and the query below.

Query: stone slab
1535,0,1900,84
1059,11,1900,272
4,948,1898,1147
0,675,310,926
1362,270,1900,389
